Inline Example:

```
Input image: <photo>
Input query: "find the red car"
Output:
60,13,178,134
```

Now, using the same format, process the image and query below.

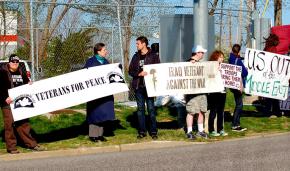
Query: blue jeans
135,87,157,135
231,89,243,127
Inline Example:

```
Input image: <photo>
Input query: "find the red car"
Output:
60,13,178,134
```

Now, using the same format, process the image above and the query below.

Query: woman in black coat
84,43,115,142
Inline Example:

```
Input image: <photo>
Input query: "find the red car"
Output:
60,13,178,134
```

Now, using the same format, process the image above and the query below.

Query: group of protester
0,34,289,154
126,36,250,141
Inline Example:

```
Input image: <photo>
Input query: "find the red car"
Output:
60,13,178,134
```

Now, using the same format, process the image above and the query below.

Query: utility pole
237,0,243,44
30,0,35,81
193,0,209,60
219,0,224,50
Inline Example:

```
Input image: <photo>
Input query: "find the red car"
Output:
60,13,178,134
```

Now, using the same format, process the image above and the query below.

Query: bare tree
208,0,219,16
0,2,8,58
274,0,282,26
236,0,243,44
245,0,254,47
218,0,224,49
228,10,232,49
23,0,73,62
120,0,136,73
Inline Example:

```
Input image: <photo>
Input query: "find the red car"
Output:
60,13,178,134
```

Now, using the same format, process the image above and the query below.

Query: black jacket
0,64,29,107
128,49,160,90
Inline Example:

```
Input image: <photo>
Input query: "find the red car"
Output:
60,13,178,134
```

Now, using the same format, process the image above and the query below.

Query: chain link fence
0,1,253,103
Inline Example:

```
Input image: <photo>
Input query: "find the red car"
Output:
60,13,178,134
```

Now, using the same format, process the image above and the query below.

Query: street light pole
112,0,124,74
30,0,35,81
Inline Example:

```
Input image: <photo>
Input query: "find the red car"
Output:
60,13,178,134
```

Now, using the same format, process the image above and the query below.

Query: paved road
1,134,290,171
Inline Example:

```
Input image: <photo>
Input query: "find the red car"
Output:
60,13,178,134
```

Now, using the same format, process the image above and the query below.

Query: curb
0,141,204,161
1,132,289,161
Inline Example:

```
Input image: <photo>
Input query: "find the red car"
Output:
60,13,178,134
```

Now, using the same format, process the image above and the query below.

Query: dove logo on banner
14,95,35,109
108,72,125,83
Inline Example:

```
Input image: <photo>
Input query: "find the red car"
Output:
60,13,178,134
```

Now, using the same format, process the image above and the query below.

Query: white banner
280,89,290,110
9,63,129,121
244,48,290,100
143,61,224,97
220,63,242,90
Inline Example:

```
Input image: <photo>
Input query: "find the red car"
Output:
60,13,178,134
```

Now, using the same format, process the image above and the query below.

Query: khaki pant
1,106,37,151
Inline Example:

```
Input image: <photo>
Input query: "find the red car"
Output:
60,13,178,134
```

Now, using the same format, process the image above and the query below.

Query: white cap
192,45,207,53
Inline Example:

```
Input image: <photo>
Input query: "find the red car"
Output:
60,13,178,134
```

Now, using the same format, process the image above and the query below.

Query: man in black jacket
0,54,44,154
129,36,160,140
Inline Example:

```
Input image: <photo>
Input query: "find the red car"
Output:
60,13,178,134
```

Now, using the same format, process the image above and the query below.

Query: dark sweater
129,49,160,90
0,64,29,107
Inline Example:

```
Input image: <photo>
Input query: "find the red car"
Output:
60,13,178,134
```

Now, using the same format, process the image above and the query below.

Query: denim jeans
135,87,157,135
231,89,243,127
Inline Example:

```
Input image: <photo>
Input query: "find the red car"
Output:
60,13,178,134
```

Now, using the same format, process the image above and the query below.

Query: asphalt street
0,133,290,171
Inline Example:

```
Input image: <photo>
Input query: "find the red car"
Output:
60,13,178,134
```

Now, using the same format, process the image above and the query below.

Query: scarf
95,55,106,64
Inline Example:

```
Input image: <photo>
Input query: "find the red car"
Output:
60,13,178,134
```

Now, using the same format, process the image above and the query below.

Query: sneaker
7,149,20,154
137,132,147,139
186,132,196,140
209,131,220,137
31,145,46,151
196,131,208,139
232,126,247,132
219,130,228,136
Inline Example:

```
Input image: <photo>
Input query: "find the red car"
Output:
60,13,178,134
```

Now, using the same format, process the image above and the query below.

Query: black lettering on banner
246,49,255,70
271,56,290,76
184,66,204,76
169,67,183,77
166,79,189,90
34,76,108,102
246,49,266,71
256,52,265,71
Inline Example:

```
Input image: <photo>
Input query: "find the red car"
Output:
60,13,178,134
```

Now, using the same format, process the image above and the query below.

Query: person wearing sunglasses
0,54,44,154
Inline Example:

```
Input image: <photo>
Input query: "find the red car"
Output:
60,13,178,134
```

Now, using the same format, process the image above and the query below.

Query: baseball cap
192,45,207,53
9,54,20,62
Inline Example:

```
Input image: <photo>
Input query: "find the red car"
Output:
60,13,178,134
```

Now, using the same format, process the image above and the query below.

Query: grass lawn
0,92,289,154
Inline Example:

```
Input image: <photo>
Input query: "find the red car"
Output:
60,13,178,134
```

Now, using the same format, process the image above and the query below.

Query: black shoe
232,126,247,132
186,132,196,140
97,136,107,142
137,132,147,139
89,137,99,142
151,134,158,140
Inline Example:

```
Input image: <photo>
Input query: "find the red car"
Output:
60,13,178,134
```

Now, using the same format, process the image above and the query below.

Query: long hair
232,44,241,56
209,50,224,61
263,34,279,51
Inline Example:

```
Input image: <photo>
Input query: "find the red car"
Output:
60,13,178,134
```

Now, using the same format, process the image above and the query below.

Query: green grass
0,94,289,154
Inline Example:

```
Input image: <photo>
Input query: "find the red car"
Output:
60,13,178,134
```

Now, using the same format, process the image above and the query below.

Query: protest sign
280,89,290,110
143,61,224,97
244,48,290,100
9,63,128,121
220,63,242,90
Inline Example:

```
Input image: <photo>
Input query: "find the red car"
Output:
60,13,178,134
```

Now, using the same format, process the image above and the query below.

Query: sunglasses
10,60,19,63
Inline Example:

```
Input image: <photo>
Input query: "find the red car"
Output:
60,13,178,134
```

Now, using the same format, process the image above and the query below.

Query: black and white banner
143,61,224,97
9,63,129,121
